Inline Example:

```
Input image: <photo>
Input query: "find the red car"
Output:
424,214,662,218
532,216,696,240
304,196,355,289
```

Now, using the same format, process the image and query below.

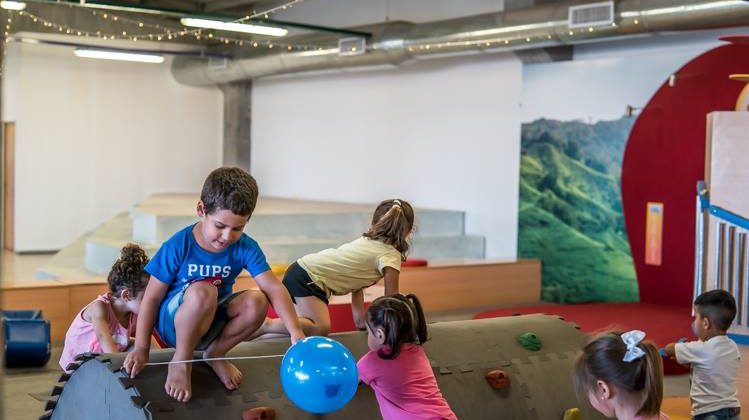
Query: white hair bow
621,330,646,362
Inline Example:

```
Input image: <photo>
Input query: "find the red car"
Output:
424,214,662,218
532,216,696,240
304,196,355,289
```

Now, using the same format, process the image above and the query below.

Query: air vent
568,1,614,29
338,37,366,56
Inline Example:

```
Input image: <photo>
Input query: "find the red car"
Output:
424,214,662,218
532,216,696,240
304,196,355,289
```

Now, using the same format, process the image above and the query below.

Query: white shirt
675,335,741,416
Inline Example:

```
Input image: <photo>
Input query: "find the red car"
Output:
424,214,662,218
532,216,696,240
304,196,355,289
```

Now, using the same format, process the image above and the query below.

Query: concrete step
132,195,465,244
84,237,160,276
258,235,485,266
83,234,485,275
39,196,484,278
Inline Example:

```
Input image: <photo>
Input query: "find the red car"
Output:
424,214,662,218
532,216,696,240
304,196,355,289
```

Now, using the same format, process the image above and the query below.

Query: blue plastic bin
3,310,51,367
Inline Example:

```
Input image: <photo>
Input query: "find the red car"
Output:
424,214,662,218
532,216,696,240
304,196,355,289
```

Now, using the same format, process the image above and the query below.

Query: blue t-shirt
145,224,271,302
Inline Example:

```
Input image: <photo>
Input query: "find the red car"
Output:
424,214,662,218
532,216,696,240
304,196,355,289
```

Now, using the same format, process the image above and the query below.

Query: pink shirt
357,343,457,420
59,294,132,371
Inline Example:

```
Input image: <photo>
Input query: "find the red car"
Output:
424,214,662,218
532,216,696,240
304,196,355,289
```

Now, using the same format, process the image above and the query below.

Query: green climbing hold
517,332,542,351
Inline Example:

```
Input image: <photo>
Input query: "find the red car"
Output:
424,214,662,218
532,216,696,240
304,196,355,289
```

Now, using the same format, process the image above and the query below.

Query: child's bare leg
252,311,315,339
203,290,268,390
259,296,330,337
169,283,218,402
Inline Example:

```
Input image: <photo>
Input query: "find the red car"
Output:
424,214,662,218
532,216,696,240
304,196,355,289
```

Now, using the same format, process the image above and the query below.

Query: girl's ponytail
405,294,428,345
638,342,663,417
363,199,415,260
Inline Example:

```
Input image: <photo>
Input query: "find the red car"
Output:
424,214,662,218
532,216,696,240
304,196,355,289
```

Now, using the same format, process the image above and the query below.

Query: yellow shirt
297,237,402,297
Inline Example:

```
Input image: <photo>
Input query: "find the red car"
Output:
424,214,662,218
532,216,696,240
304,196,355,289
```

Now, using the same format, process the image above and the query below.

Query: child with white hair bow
572,330,670,420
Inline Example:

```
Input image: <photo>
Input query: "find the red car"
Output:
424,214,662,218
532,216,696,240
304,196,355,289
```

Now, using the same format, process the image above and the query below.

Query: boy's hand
662,342,677,360
290,331,306,345
124,347,149,378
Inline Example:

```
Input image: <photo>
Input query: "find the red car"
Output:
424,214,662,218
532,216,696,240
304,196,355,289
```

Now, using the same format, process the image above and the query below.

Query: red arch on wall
621,42,749,307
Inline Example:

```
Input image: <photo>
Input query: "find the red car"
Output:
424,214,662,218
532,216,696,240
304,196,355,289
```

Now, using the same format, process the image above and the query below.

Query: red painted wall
622,43,749,307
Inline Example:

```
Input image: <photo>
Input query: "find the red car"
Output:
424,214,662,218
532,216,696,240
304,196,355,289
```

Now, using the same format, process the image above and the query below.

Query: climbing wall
41,315,604,420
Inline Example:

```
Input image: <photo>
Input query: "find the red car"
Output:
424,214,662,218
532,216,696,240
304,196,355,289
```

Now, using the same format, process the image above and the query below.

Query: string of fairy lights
2,0,334,51
1,11,11,75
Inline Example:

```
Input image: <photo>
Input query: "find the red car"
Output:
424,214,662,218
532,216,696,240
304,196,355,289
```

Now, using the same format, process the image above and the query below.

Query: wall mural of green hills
519,117,638,303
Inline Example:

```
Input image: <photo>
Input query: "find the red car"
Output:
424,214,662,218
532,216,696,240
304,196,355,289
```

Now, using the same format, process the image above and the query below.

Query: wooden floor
1,250,58,287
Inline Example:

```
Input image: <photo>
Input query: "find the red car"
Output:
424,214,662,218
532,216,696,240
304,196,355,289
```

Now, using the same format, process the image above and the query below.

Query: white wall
3,41,223,251
522,27,749,123
252,55,523,258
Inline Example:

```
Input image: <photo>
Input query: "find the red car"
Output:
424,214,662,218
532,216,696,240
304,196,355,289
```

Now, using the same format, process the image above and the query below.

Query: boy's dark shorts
282,262,329,305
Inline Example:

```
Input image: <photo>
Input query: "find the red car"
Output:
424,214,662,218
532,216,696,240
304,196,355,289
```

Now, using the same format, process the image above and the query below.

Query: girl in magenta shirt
357,294,456,420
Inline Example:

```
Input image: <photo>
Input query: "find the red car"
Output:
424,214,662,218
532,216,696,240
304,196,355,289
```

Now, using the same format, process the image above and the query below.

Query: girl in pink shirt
573,330,670,420
357,294,456,420
60,244,149,371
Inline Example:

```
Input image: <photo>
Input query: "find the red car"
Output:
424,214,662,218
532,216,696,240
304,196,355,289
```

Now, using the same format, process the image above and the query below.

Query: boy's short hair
200,167,259,217
694,289,737,331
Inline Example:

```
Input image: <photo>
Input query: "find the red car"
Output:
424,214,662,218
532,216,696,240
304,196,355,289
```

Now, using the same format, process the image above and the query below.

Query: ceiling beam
201,0,295,14
202,0,261,13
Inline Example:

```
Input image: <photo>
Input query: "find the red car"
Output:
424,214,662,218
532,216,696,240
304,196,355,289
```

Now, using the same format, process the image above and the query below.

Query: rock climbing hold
563,407,580,420
517,332,542,351
485,369,511,389
242,406,276,420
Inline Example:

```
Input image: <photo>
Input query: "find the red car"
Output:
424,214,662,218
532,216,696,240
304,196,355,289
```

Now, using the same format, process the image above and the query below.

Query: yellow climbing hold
563,407,580,420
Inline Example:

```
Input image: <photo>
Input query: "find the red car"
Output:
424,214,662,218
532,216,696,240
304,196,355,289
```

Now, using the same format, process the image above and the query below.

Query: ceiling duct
172,0,749,86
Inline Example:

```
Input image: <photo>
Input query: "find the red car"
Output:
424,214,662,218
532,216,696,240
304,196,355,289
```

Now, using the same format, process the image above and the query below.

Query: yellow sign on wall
645,202,664,266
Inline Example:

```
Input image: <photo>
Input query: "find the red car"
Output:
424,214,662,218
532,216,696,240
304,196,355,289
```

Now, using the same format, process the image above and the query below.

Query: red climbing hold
242,406,276,420
485,369,510,389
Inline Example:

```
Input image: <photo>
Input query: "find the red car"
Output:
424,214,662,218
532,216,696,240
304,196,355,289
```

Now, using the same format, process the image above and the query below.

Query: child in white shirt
665,289,741,420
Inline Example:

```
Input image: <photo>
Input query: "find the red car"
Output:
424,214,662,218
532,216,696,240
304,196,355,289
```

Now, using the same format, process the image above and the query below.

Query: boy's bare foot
165,361,192,402
206,359,243,390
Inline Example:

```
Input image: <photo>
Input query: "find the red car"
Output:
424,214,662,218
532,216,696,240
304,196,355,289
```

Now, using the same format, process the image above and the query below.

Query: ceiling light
74,48,164,64
180,18,287,37
0,1,26,10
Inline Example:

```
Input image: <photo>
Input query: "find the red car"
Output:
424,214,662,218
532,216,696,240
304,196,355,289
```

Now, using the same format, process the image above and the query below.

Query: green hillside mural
518,117,638,303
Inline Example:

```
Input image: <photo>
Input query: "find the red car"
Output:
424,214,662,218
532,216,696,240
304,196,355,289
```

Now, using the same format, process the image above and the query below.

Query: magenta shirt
357,343,457,420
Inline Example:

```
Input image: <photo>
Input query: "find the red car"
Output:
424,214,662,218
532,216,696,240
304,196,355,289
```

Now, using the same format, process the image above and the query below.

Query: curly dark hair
200,167,259,217
107,243,149,296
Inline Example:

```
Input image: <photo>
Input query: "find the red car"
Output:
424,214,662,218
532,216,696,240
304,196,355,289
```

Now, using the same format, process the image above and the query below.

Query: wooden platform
1,253,541,344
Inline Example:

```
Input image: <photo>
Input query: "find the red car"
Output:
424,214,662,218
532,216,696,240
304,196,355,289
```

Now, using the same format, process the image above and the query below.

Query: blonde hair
362,199,414,260
572,331,663,417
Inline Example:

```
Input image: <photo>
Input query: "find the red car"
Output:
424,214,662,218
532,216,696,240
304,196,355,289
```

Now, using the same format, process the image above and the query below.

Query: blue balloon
280,336,359,414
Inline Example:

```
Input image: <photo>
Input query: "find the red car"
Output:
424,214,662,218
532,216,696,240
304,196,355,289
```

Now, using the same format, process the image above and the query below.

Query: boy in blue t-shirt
124,167,305,403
